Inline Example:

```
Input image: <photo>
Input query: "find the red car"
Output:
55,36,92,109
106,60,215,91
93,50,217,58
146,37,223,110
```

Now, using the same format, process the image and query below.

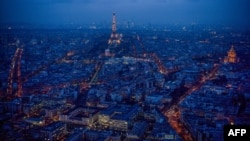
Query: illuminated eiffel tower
108,12,121,46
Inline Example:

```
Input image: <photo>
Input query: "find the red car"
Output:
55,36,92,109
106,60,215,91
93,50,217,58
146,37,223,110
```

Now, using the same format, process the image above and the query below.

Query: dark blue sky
1,0,250,27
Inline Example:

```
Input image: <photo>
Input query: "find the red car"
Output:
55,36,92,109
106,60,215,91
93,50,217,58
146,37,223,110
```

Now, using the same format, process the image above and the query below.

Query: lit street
163,64,220,141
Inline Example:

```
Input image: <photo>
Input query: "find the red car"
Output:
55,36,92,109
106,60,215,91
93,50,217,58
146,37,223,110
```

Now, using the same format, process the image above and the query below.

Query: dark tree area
237,93,246,115
170,80,188,106
212,75,227,85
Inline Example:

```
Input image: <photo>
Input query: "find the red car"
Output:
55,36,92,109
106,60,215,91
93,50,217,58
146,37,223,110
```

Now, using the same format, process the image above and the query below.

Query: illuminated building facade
40,121,66,141
224,45,239,63
98,105,141,132
59,107,99,127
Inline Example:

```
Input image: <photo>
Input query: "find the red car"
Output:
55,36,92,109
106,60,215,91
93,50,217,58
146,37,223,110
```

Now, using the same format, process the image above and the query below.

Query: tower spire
112,12,116,33
108,12,121,45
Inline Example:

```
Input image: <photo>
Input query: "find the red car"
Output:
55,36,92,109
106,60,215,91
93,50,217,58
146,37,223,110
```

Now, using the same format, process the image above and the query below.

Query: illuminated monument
224,45,239,63
108,12,121,45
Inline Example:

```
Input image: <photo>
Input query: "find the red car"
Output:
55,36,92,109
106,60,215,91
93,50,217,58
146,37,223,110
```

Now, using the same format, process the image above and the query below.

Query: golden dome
228,45,236,57
224,45,238,63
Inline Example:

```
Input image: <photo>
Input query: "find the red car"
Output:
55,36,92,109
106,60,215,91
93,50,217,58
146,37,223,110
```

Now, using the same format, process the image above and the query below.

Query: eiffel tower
108,12,121,46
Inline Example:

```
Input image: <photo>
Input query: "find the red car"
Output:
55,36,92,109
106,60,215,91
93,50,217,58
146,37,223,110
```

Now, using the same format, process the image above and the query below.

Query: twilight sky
1,0,250,27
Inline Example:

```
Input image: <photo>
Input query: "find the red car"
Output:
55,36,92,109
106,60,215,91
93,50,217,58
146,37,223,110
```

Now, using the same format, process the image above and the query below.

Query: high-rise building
224,45,239,63
108,12,121,45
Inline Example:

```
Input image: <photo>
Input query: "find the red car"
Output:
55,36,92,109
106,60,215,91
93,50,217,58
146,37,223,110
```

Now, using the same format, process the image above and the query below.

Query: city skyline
1,1,250,140
1,0,250,27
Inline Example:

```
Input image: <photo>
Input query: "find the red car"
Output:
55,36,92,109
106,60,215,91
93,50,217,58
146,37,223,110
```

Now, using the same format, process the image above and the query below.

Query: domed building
224,45,239,63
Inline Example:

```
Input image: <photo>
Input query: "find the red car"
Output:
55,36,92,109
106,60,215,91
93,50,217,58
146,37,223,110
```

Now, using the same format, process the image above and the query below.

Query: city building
126,121,149,140
59,106,99,127
40,121,66,141
65,128,87,141
24,117,45,126
1,15,250,141
83,129,112,141
147,123,179,140
98,104,141,132
224,45,239,63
